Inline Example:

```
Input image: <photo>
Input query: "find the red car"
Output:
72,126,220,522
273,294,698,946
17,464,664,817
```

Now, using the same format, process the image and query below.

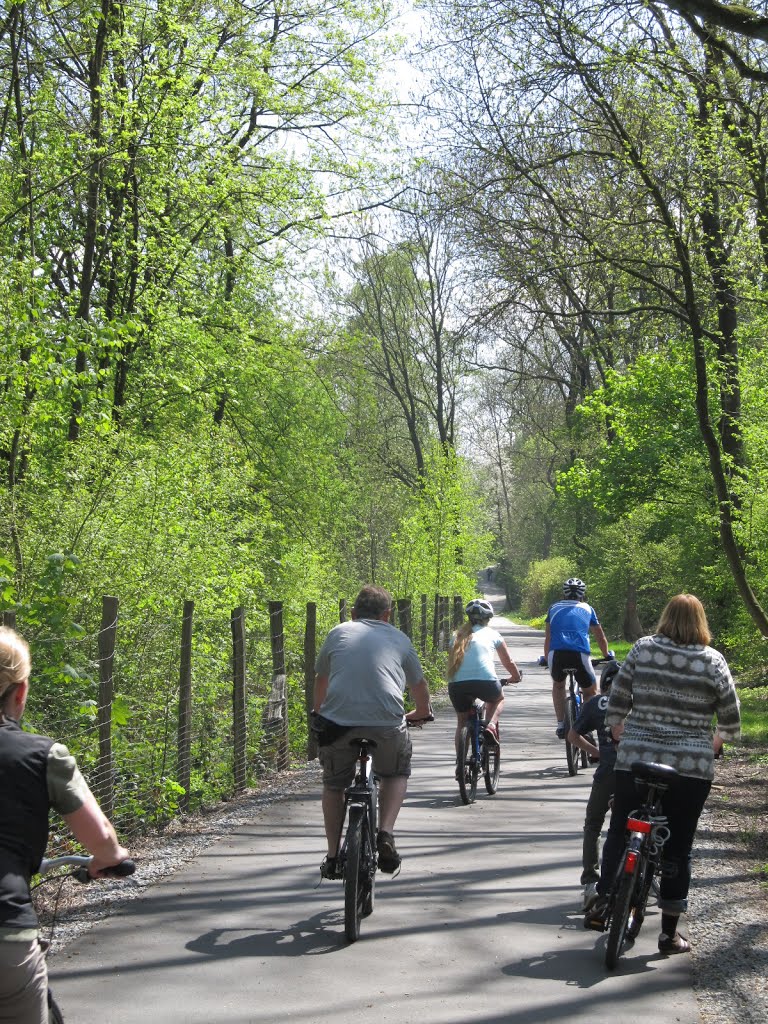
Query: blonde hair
656,594,711,646
447,621,475,679
0,626,30,716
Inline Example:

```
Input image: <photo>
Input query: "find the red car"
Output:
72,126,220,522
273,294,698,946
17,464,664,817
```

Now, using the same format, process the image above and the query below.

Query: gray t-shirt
315,619,424,727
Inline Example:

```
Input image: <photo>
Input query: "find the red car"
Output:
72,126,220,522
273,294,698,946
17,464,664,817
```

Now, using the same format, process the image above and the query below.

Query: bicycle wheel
564,697,579,776
457,723,478,804
605,854,640,969
344,806,366,942
626,858,656,940
483,734,500,794
48,989,65,1024
362,816,376,918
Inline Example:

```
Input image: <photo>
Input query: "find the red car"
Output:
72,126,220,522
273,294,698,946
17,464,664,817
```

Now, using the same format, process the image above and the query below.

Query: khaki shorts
0,939,48,1024
319,723,412,789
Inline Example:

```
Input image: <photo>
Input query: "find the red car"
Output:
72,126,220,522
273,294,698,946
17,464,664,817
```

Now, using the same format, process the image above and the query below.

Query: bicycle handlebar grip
102,859,136,878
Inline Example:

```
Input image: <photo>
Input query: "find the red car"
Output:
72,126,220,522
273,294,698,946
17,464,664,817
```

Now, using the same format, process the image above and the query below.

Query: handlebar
38,855,136,884
406,712,435,728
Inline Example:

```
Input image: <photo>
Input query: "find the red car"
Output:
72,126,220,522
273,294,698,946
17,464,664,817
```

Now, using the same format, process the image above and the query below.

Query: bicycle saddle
348,737,378,749
630,761,678,784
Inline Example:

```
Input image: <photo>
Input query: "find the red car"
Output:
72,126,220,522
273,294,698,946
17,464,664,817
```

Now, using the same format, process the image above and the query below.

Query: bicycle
335,714,433,943
33,854,136,1022
456,697,501,805
562,656,615,777
602,760,675,970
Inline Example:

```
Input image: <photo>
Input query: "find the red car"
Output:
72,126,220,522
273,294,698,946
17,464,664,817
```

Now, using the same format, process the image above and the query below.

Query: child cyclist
447,599,522,766
566,658,620,911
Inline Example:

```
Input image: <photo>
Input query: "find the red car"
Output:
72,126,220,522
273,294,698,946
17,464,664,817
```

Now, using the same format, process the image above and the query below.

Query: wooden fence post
432,594,440,650
453,595,464,629
420,595,427,656
96,595,118,817
177,599,194,811
267,600,289,770
397,598,412,640
339,598,347,622
2,610,16,629
231,606,247,794
305,602,318,760
390,601,398,629
439,596,450,650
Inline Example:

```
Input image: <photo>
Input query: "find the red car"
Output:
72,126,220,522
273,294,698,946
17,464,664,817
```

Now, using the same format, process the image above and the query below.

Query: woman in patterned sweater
585,594,741,954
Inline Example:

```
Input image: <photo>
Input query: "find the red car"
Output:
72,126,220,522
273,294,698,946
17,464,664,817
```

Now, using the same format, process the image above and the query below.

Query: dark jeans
598,768,711,915
581,769,614,886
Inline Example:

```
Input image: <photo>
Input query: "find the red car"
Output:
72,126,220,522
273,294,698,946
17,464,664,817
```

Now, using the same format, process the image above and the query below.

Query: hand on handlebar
87,852,135,880
406,707,434,727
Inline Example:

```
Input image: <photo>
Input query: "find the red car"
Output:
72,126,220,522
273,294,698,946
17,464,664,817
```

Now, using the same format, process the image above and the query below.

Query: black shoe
376,831,401,874
320,855,341,880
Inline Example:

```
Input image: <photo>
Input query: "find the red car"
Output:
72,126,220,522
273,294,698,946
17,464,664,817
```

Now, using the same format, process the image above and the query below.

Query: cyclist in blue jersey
543,578,610,738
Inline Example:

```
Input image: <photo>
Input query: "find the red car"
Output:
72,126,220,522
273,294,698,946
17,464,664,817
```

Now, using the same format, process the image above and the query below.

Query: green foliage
737,686,768,747
520,557,573,618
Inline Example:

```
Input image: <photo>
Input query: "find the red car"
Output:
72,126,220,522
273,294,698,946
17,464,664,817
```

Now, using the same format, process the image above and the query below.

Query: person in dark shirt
567,659,620,912
0,626,129,1024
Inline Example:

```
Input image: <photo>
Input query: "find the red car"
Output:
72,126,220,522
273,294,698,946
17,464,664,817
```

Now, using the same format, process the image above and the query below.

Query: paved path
49,586,702,1024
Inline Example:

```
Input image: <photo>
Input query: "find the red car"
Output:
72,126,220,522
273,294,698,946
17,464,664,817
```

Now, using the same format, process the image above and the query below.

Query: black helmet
563,577,586,600
465,598,494,623
600,659,620,692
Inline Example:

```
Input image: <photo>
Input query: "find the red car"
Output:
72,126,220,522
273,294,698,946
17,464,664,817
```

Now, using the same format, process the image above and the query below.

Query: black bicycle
33,854,136,1022
562,656,615,776
337,715,432,942
603,760,675,970
456,698,500,804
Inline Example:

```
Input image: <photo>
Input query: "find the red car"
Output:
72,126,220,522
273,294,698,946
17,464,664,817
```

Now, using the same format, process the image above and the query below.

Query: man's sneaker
376,831,401,874
582,882,599,911
320,855,341,880
555,722,566,739
584,895,609,931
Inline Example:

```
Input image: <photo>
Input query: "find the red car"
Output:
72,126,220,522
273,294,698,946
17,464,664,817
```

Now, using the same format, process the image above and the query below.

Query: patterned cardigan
605,633,741,781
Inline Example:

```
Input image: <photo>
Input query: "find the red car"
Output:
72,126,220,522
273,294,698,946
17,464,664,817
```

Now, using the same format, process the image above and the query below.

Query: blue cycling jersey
545,600,599,654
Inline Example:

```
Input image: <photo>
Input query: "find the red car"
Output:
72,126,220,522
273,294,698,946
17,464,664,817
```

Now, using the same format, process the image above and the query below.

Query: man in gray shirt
313,585,431,878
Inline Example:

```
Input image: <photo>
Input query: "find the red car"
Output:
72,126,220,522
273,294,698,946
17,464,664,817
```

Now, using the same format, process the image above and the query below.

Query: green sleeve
47,743,92,815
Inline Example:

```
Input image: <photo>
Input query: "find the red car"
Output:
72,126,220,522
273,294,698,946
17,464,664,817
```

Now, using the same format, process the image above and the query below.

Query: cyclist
447,599,521,759
0,626,129,1024
585,594,740,954
313,585,431,879
542,578,611,738
566,658,620,911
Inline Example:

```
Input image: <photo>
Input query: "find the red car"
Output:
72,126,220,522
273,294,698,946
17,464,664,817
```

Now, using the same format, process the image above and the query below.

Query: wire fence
2,592,463,855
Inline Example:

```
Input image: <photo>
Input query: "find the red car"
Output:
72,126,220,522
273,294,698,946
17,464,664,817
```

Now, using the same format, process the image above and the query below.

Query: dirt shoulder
690,750,768,1024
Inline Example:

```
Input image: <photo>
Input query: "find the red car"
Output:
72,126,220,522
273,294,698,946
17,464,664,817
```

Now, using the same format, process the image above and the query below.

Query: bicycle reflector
627,817,652,833
624,850,639,873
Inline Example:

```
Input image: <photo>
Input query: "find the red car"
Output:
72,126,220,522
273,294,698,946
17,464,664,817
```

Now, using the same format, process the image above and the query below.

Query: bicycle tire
605,854,639,969
626,858,656,940
564,697,579,776
362,816,376,918
344,806,366,942
483,735,500,794
457,723,478,804
48,990,65,1024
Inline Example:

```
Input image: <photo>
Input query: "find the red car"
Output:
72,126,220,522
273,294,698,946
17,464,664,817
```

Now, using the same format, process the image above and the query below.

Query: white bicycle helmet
465,598,494,622
563,578,587,600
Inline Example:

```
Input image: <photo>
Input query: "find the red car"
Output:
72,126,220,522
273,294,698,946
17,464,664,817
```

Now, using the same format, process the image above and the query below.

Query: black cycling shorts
549,650,596,689
448,678,503,712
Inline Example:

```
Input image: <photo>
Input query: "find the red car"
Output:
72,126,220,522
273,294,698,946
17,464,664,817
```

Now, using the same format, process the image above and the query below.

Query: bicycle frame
563,671,588,776
457,699,500,804
337,738,379,943
604,763,674,969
